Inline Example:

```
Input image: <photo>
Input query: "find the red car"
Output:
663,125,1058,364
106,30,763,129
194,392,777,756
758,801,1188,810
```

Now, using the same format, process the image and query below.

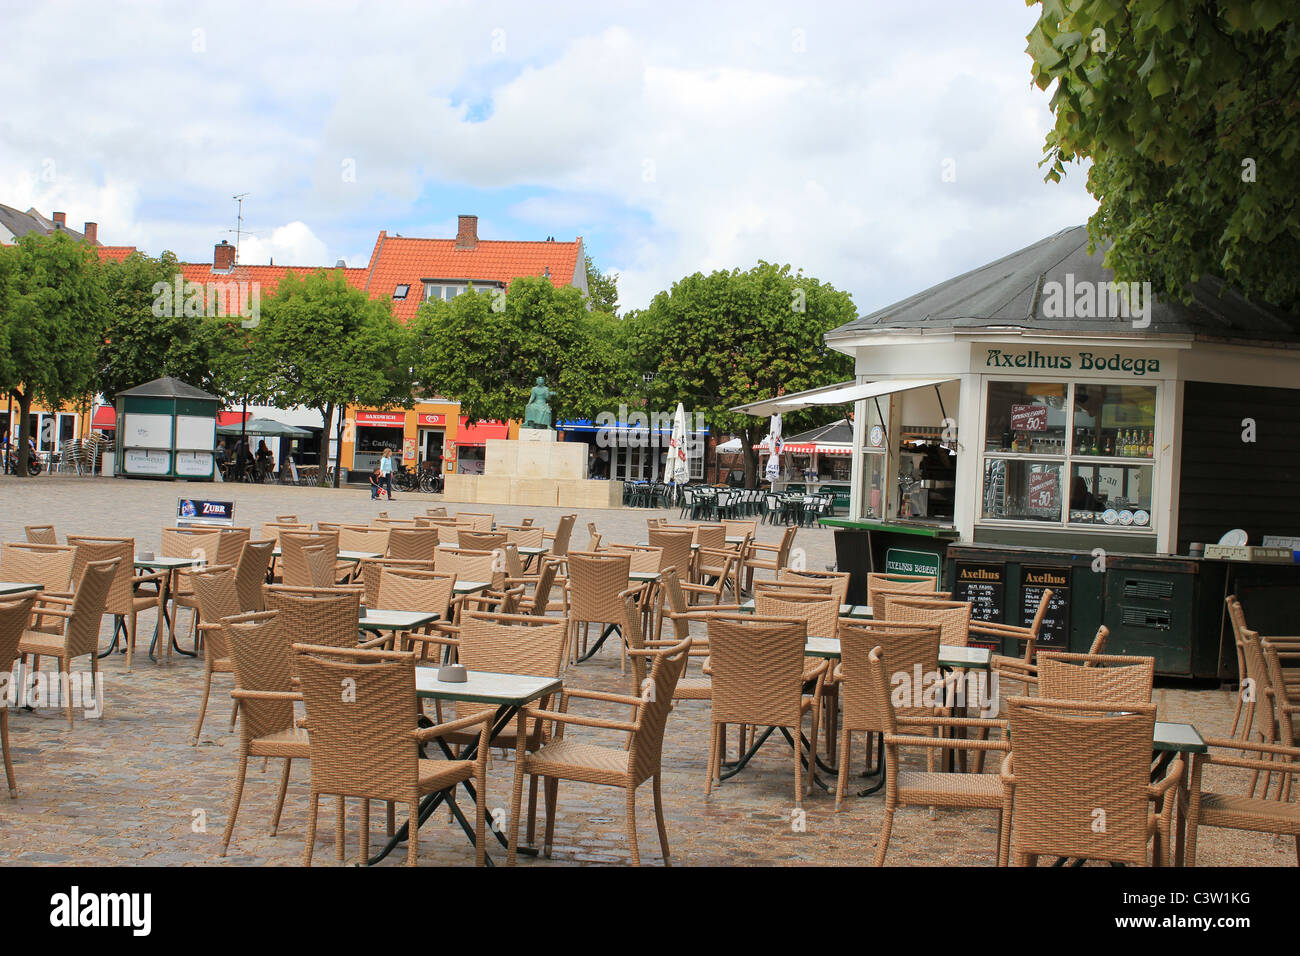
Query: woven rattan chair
0,543,75,635
780,568,850,604
693,548,740,603
386,528,439,561
756,589,845,757
263,586,361,652
455,512,495,532
865,572,936,604
742,525,797,592
425,507,449,518
162,527,225,645
458,530,507,551
260,522,310,546
1001,696,1180,866
218,610,310,856
722,519,758,542
278,530,340,587
1037,652,1155,704
501,526,545,549
234,540,275,612
861,644,1009,864
565,550,631,664
1178,733,1300,866
507,636,691,865
301,546,336,588
543,514,577,559
986,589,1054,691
704,614,826,807
0,590,39,796
339,527,390,555
511,558,564,617
834,619,947,804
293,643,493,866
16,559,117,728
275,514,299,524
24,524,57,545
64,537,164,670
884,596,971,647
648,528,693,576
189,566,243,744
436,547,505,591
606,543,663,575
373,568,457,656
358,558,437,608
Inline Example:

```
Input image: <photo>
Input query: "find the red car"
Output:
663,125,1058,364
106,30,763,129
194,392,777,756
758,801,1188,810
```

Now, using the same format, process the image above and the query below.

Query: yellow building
338,400,516,479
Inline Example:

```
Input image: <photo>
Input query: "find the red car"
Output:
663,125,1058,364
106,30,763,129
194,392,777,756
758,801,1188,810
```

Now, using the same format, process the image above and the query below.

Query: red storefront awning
216,411,250,427
454,417,509,447
92,406,116,430
754,442,853,455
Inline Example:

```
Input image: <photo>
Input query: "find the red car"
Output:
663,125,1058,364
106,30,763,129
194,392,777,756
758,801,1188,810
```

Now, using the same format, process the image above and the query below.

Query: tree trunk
317,403,334,487
332,404,344,489
14,390,31,478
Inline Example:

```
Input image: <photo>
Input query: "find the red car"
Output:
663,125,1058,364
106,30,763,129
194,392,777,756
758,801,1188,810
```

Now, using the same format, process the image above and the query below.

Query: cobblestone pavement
0,476,1289,866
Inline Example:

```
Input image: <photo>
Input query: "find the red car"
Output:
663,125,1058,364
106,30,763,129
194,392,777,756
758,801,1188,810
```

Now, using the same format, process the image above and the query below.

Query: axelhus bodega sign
49,886,151,936
985,349,1161,377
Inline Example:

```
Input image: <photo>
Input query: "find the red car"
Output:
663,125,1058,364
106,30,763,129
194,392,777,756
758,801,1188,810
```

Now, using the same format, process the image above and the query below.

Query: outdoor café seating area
1,502,1296,868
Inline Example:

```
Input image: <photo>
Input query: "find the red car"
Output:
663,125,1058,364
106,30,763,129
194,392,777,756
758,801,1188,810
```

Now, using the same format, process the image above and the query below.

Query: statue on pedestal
522,376,555,429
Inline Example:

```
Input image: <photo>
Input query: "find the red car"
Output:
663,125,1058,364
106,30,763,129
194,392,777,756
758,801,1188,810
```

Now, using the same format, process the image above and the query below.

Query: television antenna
232,193,249,265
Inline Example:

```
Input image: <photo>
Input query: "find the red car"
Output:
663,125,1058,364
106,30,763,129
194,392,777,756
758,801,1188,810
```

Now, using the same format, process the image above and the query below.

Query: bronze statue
522,376,555,429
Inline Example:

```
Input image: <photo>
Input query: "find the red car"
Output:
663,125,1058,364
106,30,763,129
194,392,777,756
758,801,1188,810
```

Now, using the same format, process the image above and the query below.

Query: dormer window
393,284,410,299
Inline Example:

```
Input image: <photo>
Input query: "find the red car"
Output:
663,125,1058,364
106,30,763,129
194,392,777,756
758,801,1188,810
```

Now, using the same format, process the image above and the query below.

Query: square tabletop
415,669,562,706
453,580,491,595
134,555,200,570
517,546,548,556
938,645,992,670
1153,721,1208,754
359,609,439,632
804,637,841,659
630,571,661,583
0,581,44,596
270,547,381,561
739,600,860,617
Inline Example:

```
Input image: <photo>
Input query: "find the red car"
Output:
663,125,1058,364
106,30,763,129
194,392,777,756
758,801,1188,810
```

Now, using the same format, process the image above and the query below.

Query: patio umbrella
715,437,743,453
764,413,783,482
666,402,690,484
215,417,313,438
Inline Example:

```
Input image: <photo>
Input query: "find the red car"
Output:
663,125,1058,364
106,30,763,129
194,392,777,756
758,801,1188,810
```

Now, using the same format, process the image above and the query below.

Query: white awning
731,377,959,416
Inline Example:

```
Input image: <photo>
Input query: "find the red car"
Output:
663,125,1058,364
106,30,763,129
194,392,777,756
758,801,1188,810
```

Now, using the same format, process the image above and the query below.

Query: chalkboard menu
1021,565,1070,649
954,563,1005,624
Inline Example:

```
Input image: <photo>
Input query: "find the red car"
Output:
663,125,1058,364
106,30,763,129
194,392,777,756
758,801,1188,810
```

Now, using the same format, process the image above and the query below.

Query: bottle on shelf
1104,434,1114,456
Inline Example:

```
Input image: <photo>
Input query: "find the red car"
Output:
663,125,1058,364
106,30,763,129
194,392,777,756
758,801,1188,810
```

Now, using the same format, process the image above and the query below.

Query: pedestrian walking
380,447,395,499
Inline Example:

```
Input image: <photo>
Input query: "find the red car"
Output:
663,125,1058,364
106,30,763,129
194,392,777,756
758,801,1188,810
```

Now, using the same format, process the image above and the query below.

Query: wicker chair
606,543,663,575
436,547,505,591
722,519,758,542
742,524,797,592
500,526,545,549
373,568,457,656
188,566,243,744
293,643,493,866
163,527,225,644
834,619,947,806
704,614,826,807
458,530,507,551
260,522,310,546
302,546,337,588
0,590,39,796
262,586,361,652
884,596,971,647
339,527,390,555
275,514,299,523
24,524,57,545
455,512,495,532
695,547,741,602
234,540,275,612
218,610,310,856
543,514,577,560
780,568,850,604
756,589,843,758
865,572,936,604
0,543,75,634
648,528,693,576
1001,696,1180,866
507,636,692,865
565,550,631,664
64,537,165,670
860,644,1009,864
278,530,340,587
386,528,439,561
986,589,1054,690
1037,652,1155,704
357,558,437,608
511,558,564,617
671,551,740,609
16,559,117,728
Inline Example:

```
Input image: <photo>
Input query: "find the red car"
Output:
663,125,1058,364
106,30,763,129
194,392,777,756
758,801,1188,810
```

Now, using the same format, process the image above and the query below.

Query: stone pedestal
444,432,623,508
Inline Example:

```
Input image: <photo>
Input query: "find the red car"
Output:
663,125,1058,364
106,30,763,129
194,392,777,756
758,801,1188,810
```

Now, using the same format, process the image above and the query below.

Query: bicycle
418,469,443,494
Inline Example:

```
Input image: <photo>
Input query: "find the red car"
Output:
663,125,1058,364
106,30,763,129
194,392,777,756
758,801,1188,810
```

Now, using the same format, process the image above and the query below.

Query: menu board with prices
955,562,1005,652
1021,565,1071,649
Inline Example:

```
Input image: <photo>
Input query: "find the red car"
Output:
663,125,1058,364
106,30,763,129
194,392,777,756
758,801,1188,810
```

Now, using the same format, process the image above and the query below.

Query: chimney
455,214,478,250
52,211,66,228
83,222,98,244
214,239,235,272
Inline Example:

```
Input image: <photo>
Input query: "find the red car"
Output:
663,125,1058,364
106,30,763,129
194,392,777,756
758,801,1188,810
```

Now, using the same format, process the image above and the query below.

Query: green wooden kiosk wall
112,377,220,481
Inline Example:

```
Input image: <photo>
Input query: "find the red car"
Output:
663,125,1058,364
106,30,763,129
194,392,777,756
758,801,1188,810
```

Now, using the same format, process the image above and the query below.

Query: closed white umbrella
666,402,690,484
764,413,783,482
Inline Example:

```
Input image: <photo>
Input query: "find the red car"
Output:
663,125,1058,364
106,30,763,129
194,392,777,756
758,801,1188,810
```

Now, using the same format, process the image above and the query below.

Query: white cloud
237,221,330,268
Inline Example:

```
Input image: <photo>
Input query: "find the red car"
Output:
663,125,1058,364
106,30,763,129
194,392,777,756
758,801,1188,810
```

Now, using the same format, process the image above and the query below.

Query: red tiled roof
176,263,368,317
363,232,582,322
96,246,138,263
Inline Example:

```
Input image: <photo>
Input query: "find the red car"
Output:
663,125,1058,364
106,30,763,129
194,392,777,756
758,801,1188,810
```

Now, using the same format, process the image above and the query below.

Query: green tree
97,250,225,398
253,270,412,485
1027,1,1300,310
584,253,620,316
406,276,633,424
627,261,856,488
0,233,106,476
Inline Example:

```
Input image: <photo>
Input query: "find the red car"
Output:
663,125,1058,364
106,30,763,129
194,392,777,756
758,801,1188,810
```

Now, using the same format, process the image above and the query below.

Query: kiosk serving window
981,380,1157,532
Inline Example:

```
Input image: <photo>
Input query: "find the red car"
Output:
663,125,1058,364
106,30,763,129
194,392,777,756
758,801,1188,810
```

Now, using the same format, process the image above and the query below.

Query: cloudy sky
0,0,1095,315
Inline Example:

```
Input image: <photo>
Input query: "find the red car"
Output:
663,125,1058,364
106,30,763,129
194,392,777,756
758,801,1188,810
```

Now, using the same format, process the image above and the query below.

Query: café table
367,669,562,867
267,547,382,583
738,600,871,619
0,581,44,597
1163,722,1211,867
133,555,202,662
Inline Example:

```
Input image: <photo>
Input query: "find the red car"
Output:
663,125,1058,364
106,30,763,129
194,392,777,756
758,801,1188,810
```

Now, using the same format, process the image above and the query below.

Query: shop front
452,418,510,475
339,400,463,482
737,226,1300,676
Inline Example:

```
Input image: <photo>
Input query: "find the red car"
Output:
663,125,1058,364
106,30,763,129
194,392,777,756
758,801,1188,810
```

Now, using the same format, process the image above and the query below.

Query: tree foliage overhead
584,253,620,316
1027,0,1300,310
98,250,224,399
406,276,632,424
626,261,856,487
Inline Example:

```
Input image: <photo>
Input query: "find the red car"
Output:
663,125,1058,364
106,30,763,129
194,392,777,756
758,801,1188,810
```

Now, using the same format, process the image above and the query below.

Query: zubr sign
984,349,1161,377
